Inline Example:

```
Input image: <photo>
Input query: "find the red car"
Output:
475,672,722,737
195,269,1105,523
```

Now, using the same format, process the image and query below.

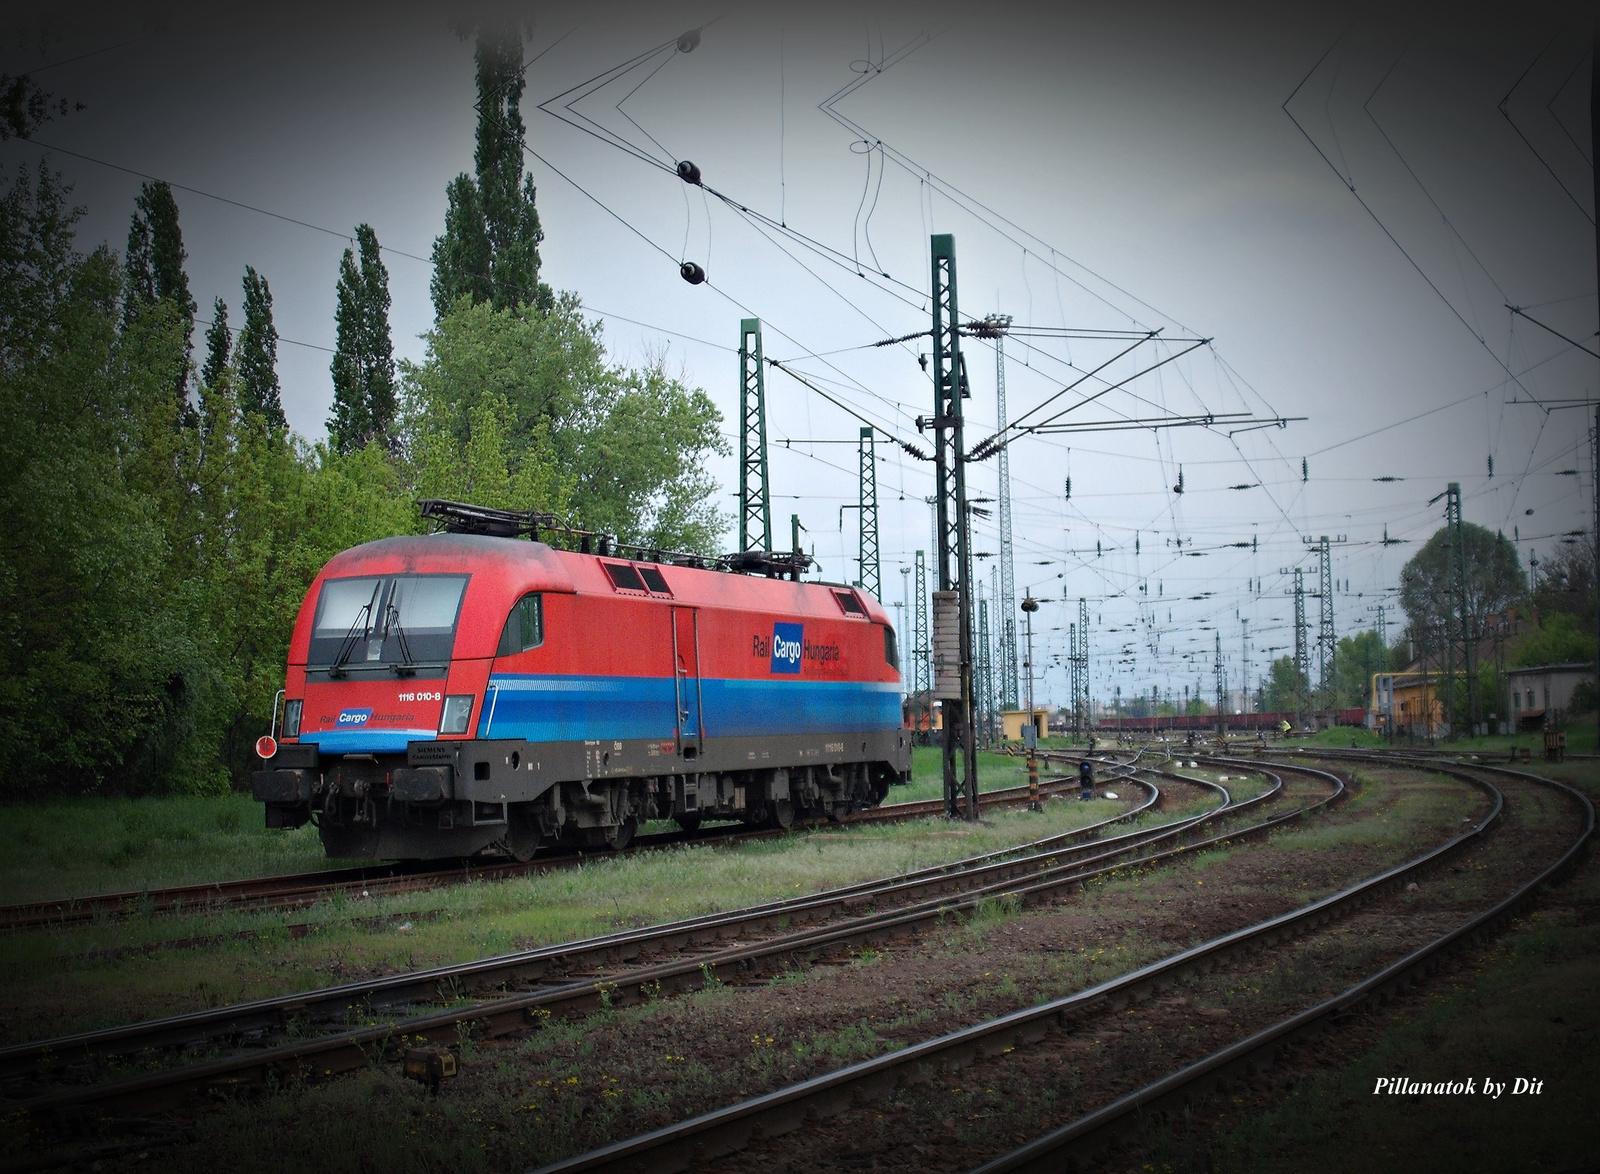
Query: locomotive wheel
769,798,795,830
673,813,703,834
506,807,541,863
609,816,637,851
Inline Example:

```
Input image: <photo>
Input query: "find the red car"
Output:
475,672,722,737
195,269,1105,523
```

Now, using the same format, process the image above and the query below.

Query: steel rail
521,758,1544,1174
969,756,1594,1173
0,766,1159,1086
12,766,1290,1118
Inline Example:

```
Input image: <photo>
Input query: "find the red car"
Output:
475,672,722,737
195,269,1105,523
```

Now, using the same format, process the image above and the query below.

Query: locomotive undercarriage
254,729,912,860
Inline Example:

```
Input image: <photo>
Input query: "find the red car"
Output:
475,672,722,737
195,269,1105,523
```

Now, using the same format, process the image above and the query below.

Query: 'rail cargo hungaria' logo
336,708,374,727
770,623,803,674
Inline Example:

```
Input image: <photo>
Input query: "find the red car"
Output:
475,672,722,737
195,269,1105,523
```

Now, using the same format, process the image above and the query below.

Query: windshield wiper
384,602,417,677
328,582,383,678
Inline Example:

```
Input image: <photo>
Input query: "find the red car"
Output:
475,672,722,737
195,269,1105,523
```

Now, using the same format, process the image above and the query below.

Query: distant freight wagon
1093,710,1365,733
252,502,911,859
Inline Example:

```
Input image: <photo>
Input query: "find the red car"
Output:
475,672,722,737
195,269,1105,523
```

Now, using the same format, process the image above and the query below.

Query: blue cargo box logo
770,623,803,674
336,708,373,727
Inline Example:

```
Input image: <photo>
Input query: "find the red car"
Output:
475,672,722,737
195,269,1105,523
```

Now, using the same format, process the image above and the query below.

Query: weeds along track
0,769,1110,936
4,759,1296,1121
517,754,1585,1174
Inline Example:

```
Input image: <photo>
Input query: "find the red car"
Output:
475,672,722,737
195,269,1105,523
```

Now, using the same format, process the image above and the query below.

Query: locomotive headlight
283,699,303,738
439,695,475,735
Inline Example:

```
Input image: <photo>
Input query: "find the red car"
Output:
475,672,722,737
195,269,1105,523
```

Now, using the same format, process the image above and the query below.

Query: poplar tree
430,24,552,318
200,296,230,389
328,223,396,453
236,265,284,430
123,179,196,421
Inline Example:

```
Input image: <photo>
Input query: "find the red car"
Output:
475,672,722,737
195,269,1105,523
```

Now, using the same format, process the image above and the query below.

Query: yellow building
1373,672,1445,737
1002,708,1049,742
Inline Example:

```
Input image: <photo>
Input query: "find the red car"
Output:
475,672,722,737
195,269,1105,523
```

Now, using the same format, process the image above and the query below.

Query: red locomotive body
254,515,911,859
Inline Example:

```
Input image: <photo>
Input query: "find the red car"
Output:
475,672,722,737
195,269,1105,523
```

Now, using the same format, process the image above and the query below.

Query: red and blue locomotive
252,501,912,859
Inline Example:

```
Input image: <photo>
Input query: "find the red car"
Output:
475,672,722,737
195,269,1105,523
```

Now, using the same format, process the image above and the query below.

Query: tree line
1257,522,1596,719
0,26,726,797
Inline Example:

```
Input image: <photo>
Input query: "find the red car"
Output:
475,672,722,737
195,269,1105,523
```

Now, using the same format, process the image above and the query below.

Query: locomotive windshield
308,573,468,673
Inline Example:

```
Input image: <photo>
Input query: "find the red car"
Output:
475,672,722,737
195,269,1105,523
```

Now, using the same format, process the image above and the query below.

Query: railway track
967,752,1595,1173
514,752,1587,1174
4,761,1293,1121
0,769,1106,935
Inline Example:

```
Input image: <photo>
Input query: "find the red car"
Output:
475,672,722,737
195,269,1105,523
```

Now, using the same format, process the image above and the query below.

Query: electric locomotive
252,501,912,859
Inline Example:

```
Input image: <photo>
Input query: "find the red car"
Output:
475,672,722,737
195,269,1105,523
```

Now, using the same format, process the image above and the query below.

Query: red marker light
255,735,278,760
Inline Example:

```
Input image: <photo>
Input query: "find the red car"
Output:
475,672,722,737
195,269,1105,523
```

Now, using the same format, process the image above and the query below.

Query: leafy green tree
200,295,230,390
1333,629,1388,707
573,360,728,553
1399,522,1524,660
1532,536,1595,632
0,161,209,795
430,24,552,318
1514,612,1594,667
328,224,396,453
1261,655,1306,713
402,297,728,551
122,179,196,422
236,265,284,429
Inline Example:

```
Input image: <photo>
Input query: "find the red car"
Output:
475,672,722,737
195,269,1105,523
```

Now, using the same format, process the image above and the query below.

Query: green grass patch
0,794,370,905
895,746,1042,804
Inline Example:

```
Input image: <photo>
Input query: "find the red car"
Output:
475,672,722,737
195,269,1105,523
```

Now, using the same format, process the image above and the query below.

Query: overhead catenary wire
16,139,433,263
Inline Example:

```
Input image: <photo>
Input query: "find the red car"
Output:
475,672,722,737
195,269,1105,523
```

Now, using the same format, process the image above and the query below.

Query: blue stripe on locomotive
478,673,902,742
299,727,439,753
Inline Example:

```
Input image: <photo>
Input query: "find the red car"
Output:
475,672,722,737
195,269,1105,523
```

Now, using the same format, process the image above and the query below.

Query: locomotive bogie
257,728,908,858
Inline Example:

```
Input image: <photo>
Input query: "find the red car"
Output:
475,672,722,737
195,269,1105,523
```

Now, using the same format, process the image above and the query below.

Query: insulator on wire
677,28,702,52
680,261,707,285
676,159,702,186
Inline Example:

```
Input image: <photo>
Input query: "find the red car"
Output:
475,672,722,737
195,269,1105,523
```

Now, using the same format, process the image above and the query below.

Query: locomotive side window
497,594,545,655
638,566,672,594
883,625,899,670
833,589,867,616
603,562,647,592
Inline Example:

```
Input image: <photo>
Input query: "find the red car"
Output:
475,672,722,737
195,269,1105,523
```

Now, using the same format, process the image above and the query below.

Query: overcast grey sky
4,1,1594,705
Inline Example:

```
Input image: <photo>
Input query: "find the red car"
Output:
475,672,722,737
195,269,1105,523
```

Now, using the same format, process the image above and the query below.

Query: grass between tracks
0,772,1181,1043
